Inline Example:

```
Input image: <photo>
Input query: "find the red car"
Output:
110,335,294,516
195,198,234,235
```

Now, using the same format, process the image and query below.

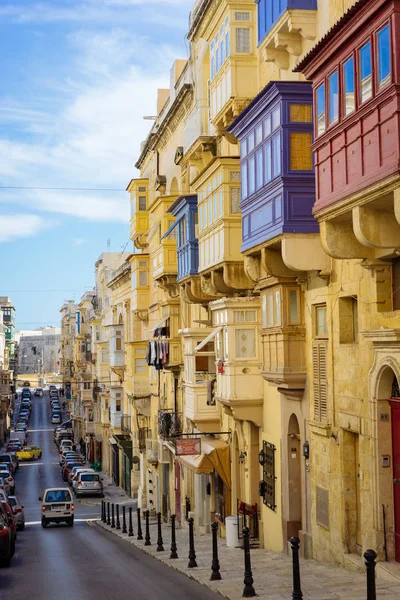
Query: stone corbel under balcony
133,309,149,322
155,175,167,194
214,99,251,139
262,370,306,400
132,232,149,251
281,234,331,277
180,276,216,304
262,10,317,70
186,137,217,175
203,263,253,295
156,274,179,298
353,200,400,251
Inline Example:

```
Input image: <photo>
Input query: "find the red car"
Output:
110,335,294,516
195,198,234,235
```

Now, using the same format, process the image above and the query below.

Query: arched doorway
287,414,301,540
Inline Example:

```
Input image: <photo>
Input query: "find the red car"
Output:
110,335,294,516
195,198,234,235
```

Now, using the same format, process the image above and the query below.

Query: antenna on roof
107,238,111,251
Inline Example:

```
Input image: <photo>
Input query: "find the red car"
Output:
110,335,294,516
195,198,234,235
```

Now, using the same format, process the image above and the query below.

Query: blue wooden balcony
256,0,317,45
164,194,199,282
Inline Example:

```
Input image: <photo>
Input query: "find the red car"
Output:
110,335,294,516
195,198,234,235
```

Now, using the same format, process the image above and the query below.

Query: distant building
18,333,61,375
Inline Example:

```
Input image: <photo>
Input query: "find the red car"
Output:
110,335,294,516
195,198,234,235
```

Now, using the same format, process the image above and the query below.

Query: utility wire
0,186,125,192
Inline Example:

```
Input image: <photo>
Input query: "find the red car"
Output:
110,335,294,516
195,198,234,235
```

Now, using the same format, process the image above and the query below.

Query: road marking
19,462,60,466
27,428,54,432
25,518,101,526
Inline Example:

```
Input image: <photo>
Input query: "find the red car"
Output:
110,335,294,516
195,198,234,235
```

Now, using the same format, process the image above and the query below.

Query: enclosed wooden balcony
127,178,149,250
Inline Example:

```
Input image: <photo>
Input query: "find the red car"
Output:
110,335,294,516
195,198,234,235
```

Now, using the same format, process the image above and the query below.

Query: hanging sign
176,438,201,456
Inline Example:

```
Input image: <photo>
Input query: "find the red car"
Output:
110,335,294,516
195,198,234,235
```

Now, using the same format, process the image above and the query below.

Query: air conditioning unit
158,441,170,464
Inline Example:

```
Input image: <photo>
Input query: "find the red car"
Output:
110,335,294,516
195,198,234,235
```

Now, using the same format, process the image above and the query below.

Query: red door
391,402,400,561
175,462,181,525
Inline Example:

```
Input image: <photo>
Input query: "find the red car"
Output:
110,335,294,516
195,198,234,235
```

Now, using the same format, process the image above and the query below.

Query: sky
0,0,190,329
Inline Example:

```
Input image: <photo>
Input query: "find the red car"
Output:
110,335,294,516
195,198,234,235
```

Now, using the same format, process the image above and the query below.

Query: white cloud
0,214,48,243
0,26,187,221
73,238,86,246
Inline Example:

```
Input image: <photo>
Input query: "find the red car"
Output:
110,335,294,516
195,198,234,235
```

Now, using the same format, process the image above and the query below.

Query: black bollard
170,514,178,559
128,506,134,537
188,517,197,568
101,500,105,522
290,537,303,600
144,510,151,546
242,527,256,598
157,512,164,552
210,521,222,581
103,501,107,523
122,506,127,534
365,549,377,600
116,504,121,530
107,502,111,526
137,508,143,540
111,503,115,529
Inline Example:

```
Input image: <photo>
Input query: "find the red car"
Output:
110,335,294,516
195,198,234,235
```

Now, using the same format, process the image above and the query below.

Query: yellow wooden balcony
151,243,178,281
127,177,149,249
130,254,149,313
184,382,219,432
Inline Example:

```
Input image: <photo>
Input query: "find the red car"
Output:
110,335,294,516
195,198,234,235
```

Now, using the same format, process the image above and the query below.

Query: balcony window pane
203,203,207,228
236,28,250,53
213,194,217,219
265,142,272,183
267,293,273,326
241,138,247,158
256,124,263,146
290,133,313,171
256,149,263,189
248,156,255,195
274,196,282,220
329,71,339,124
343,57,355,115
235,329,256,358
316,305,328,337
139,271,147,286
135,358,147,374
138,196,146,211
378,24,391,88
216,47,220,72
290,104,312,123
211,56,215,79
241,163,248,199
272,106,280,130
360,42,372,103
316,84,325,135
208,198,212,223
220,40,225,64
289,290,299,324
199,208,202,231
261,294,267,327
264,116,271,137
273,134,281,177
248,131,255,153
275,290,281,326
225,31,230,57
230,188,241,214
219,189,223,216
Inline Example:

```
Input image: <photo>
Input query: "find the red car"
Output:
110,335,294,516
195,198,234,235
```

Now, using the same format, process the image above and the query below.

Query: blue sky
0,0,189,328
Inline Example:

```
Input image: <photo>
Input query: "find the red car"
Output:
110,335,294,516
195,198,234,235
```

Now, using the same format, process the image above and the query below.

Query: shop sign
175,438,201,456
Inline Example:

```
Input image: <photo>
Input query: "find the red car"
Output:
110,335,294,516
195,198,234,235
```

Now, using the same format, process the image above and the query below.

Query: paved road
3,392,219,600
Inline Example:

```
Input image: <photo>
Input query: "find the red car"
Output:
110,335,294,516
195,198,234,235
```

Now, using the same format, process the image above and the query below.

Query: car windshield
8,498,17,507
81,474,99,482
45,490,72,503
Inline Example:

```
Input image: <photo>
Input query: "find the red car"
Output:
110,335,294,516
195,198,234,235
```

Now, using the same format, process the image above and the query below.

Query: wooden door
391,404,400,562
175,462,181,525
355,435,362,548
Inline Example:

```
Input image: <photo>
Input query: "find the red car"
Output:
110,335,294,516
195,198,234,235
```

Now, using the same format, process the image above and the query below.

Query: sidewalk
95,513,400,600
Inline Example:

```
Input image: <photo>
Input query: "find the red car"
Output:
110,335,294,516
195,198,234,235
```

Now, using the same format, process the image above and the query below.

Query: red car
62,461,84,482
1,502,17,541
0,501,14,567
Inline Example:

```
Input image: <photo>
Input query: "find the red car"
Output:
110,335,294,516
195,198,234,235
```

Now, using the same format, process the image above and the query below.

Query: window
248,156,255,195
241,163,248,199
328,71,339,124
315,305,328,337
230,188,241,214
101,352,109,363
235,329,256,358
262,289,281,327
256,149,263,189
316,84,325,135
272,107,280,130
115,393,121,412
290,133,312,171
139,271,147,286
339,296,358,343
241,139,247,158
289,104,312,123
235,11,250,21
135,358,147,374
115,330,123,351
256,124,263,145
248,131,255,153
377,24,391,88
138,187,146,192
360,41,372,103
265,142,272,182
234,310,256,322
179,217,187,246
210,20,229,79
272,135,281,177
288,289,300,324
83,382,91,390
219,189,223,216
313,341,327,422
138,196,146,211
343,57,355,116
236,28,250,53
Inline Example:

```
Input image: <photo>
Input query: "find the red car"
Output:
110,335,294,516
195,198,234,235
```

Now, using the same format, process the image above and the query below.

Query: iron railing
158,410,182,439
121,414,131,433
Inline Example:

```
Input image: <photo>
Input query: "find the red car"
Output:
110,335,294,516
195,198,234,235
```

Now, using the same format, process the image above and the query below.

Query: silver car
7,496,25,531
0,468,14,495
75,472,104,498
0,477,11,497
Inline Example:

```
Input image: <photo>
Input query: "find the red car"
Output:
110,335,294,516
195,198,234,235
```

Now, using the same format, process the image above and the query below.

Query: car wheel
41,519,48,528
11,488,15,495
67,517,74,527
10,539,15,557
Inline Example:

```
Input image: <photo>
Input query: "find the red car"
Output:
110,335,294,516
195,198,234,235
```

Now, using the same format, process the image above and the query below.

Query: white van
39,488,74,528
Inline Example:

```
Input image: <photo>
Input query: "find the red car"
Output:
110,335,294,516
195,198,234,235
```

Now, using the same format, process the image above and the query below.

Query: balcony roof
167,193,198,216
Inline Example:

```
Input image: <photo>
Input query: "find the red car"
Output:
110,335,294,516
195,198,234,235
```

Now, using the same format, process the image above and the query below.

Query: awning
194,327,222,353
149,316,168,332
179,437,231,489
161,219,179,240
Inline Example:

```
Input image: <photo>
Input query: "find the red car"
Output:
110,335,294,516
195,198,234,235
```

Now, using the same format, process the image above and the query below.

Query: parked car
35,388,44,397
15,448,35,462
0,500,14,567
62,461,84,482
39,488,74,527
0,467,15,495
59,440,73,452
52,414,61,424
75,472,103,498
62,419,73,429
7,496,25,531
21,390,31,399
69,466,93,486
60,454,82,469
0,480,12,503
0,455,18,475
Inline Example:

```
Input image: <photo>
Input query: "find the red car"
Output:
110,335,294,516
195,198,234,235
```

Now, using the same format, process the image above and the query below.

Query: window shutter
313,341,328,422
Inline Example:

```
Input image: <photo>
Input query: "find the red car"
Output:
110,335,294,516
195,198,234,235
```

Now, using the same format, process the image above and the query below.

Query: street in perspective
2,0,400,599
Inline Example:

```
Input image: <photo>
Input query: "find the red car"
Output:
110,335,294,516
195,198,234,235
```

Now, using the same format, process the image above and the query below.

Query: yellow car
15,448,35,461
26,445,42,459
